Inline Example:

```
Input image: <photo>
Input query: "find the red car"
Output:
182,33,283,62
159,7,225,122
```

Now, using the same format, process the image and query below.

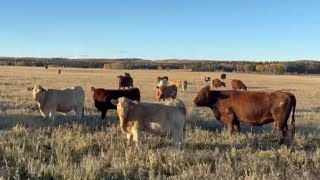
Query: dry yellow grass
0,66,320,179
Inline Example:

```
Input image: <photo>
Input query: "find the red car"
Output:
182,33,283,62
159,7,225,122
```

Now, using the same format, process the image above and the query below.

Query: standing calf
27,85,85,123
111,97,186,147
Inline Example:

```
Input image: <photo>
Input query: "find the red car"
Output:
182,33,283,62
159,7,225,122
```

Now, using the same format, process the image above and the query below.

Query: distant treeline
1,57,320,74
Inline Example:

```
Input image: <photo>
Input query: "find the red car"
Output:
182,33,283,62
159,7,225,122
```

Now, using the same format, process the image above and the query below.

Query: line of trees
1,57,319,74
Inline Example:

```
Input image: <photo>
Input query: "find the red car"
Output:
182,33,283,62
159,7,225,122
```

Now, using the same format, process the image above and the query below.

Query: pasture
0,66,320,179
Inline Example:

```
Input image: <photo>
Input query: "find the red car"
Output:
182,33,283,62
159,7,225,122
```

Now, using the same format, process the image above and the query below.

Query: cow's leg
126,133,133,144
172,130,183,148
132,128,141,146
226,122,234,136
277,121,287,145
101,110,107,120
74,105,83,120
49,110,56,126
233,120,240,134
221,108,235,136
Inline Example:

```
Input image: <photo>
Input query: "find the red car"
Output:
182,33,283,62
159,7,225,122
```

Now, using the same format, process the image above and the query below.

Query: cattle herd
27,72,296,147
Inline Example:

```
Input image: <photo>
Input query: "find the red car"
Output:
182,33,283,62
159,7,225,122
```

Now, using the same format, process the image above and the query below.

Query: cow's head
111,97,136,119
27,85,46,102
193,85,213,107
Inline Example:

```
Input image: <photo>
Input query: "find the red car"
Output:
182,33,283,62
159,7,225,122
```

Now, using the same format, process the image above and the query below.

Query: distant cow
221,74,226,80
27,85,85,122
168,80,181,87
182,80,188,92
111,97,186,147
91,87,140,120
156,85,177,101
57,69,61,74
157,76,169,82
212,78,226,88
169,80,188,91
231,79,247,90
45,65,48,69
117,73,133,89
193,86,296,144
204,77,211,83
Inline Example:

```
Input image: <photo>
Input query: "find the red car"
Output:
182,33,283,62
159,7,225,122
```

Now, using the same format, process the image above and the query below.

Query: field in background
0,66,320,179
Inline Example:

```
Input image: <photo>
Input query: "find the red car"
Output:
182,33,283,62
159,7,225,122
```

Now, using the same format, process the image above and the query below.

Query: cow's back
93,88,140,110
219,91,291,125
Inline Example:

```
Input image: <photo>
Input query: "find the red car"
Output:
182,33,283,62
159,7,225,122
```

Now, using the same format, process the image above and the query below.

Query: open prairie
0,66,320,179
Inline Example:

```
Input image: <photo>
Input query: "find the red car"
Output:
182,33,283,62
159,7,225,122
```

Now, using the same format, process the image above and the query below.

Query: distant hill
0,56,319,74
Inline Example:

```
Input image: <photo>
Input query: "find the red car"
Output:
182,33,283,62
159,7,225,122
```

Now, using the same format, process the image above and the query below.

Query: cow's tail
290,96,296,140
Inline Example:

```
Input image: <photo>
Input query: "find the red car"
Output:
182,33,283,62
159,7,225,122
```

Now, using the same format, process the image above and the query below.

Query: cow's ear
156,86,159,89
111,99,118,106
91,87,95,92
27,87,33,91
38,85,45,91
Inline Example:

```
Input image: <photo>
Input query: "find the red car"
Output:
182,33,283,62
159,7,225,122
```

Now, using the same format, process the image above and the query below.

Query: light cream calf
27,85,85,123
111,97,186,147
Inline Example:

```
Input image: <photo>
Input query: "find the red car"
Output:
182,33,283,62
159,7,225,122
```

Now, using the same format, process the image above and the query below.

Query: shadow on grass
0,111,121,131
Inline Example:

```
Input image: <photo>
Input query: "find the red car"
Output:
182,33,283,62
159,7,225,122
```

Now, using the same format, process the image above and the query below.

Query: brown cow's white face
27,85,46,102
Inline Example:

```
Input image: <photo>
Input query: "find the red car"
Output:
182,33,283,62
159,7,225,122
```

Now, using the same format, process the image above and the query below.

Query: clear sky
0,0,319,61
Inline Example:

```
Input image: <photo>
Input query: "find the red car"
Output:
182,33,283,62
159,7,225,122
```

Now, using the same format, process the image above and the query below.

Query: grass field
0,66,320,179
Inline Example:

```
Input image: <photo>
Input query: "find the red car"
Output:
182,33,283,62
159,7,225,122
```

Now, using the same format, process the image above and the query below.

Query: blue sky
0,0,319,60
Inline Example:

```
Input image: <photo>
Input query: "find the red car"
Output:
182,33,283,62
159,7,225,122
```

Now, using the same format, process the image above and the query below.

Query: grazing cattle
231,79,247,90
193,86,296,144
111,97,186,147
156,85,177,101
212,78,226,88
157,76,169,82
221,74,226,80
182,80,188,92
117,73,133,89
169,79,184,88
57,69,61,74
91,87,140,120
204,77,211,83
27,85,85,122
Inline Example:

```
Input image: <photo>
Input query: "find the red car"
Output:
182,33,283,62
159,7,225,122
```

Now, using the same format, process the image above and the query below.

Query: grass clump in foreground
0,122,319,179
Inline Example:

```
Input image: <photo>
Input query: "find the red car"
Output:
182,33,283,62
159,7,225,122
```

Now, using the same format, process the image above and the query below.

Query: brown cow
221,74,226,80
212,78,226,88
231,79,247,90
91,87,140,120
117,73,133,89
156,85,177,101
193,86,296,144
